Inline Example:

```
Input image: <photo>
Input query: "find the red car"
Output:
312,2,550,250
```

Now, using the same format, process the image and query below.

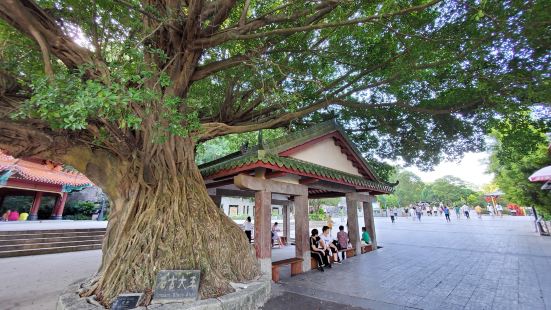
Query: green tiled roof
200,151,395,193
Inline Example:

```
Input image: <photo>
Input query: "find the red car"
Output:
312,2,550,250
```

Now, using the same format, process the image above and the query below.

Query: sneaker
335,260,342,264
317,266,325,272
326,264,332,268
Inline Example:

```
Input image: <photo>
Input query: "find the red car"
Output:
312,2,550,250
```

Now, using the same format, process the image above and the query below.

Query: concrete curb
57,276,271,310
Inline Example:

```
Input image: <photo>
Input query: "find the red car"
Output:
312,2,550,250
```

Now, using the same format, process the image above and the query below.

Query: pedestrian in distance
416,207,423,222
496,204,503,217
411,206,417,221
389,208,395,223
475,205,483,219
444,206,451,223
462,204,470,219
454,205,461,219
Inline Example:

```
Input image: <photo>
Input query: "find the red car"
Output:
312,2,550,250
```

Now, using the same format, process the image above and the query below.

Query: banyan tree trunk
81,137,259,306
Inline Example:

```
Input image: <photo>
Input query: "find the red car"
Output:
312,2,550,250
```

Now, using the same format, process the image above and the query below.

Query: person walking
444,206,451,223
433,205,439,216
487,204,495,217
416,206,423,222
454,205,461,219
411,206,417,221
243,216,253,243
475,205,483,219
327,215,335,237
462,204,470,219
389,208,395,223
496,204,503,217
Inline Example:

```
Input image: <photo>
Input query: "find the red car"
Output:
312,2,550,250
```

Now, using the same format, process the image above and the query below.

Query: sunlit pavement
264,215,551,310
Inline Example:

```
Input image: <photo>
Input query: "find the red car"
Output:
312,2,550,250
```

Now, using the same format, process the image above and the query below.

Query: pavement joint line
276,282,423,310
380,242,551,258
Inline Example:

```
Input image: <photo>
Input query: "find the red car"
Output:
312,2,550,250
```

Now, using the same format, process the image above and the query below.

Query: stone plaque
111,293,143,310
153,270,201,303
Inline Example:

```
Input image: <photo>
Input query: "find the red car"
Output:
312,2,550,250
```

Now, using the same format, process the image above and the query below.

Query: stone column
282,205,290,240
363,197,377,249
29,192,43,221
254,191,272,275
345,193,361,255
51,192,68,220
294,195,310,272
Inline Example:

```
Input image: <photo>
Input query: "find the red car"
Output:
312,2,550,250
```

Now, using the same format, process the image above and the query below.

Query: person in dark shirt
310,229,330,271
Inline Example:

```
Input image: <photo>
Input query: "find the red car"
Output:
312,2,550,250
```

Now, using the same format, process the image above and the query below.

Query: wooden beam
216,188,290,205
307,180,356,194
345,192,372,202
206,179,235,188
234,174,308,196
265,171,288,179
216,188,255,197
299,178,319,185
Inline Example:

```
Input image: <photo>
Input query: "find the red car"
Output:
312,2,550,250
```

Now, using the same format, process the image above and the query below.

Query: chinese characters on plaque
111,293,143,310
153,270,201,303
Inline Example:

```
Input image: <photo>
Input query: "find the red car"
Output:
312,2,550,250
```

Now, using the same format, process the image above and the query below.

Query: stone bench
271,257,303,282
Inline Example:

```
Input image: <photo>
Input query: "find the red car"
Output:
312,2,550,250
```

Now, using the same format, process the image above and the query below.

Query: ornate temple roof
200,120,396,195
0,150,92,189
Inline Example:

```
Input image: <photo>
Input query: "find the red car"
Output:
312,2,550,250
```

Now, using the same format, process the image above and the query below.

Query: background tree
0,0,549,305
489,113,551,217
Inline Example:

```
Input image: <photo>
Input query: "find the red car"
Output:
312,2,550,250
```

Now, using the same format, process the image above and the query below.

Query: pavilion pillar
363,196,377,249
51,192,68,220
282,205,290,240
294,194,311,272
29,192,43,221
345,193,361,255
254,191,272,275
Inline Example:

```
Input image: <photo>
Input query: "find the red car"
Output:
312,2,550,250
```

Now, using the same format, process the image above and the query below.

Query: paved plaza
265,215,551,310
1,215,550,309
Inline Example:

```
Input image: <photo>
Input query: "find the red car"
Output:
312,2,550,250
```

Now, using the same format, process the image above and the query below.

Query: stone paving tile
266,216,551,310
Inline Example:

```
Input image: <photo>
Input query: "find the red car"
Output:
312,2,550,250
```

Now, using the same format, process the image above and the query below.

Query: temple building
0,150,92,220
200,120,396,277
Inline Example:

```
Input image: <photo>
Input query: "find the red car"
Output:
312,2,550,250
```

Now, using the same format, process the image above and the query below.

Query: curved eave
201,155,395,194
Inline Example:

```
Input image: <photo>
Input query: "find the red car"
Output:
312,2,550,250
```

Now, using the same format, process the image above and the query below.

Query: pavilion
0,150,92,220
200,120,396,276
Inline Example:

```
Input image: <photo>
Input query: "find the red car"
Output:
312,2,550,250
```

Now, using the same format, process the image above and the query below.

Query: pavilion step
0,235,104,246
0,239,103,251
0,230,106,240
0,244,102,258
0,234,103,246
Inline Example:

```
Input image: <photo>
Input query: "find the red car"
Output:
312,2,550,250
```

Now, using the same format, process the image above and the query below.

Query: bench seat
361,244,373,254
271,257,303,282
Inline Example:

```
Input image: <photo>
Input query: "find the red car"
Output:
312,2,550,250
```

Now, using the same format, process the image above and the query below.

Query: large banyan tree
0,0,548,305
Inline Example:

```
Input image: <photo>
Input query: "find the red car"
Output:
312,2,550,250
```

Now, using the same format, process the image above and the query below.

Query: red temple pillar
51,192,68,220
29,192,43,221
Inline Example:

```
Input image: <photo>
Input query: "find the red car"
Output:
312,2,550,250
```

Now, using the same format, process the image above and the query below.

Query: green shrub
309,208,327,221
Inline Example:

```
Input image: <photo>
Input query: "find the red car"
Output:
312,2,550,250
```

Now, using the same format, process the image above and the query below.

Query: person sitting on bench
321,226,342,264
310,229,330,272
361,227,371,245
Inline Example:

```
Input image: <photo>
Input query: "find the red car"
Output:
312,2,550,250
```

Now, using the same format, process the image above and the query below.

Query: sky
402,152,494,189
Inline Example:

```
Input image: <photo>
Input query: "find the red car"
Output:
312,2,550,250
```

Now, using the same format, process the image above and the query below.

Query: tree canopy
1,0,549,166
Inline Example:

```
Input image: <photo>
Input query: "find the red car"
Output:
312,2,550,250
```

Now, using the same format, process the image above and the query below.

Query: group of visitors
310,225,371,272
398,202,506,223
1,210,28,221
